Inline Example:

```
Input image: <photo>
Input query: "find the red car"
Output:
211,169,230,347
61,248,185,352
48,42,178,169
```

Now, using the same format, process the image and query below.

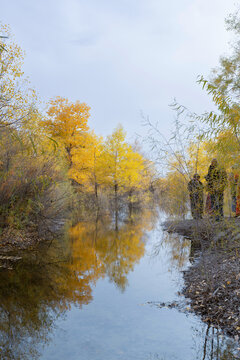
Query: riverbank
0,227,41,269
0,218,66,269
164,217,240,339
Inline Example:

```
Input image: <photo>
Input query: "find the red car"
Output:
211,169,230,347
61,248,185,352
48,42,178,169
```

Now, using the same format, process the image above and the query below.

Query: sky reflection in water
0,209,238,359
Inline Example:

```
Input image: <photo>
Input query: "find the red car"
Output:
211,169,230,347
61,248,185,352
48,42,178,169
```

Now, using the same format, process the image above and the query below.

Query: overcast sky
1,0,238,141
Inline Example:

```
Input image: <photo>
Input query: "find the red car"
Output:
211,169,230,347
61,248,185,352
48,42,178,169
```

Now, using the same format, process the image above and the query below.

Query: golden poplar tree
44,97,90,168
98,126,129,210
69,132,103,197
99,125,154,210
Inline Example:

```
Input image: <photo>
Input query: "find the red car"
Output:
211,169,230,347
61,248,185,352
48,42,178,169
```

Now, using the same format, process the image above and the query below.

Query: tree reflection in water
152,231,191,271
0,208,156,359
0,208,238,359
69,209,156,292
192,323,239,360
152,224,239,360
146,327,239,360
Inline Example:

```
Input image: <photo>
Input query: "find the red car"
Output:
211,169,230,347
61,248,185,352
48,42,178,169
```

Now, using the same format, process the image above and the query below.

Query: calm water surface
0,210,237,359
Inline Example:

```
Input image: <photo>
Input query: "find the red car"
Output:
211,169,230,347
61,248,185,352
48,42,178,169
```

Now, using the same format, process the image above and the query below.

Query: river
0,208,237,359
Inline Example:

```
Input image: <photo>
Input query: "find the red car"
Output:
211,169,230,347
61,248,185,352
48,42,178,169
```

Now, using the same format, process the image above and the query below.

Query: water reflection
193,323,239,360
152,231,191,271
0,209,239,359
0,256,72,359
0,209,156,359
148,324,239,360
153,229,203,271
69,209,156,292
152,228,239,360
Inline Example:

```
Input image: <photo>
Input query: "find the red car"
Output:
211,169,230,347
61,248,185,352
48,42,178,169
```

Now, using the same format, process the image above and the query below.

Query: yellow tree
99,125,153,214
69,132,103,198
122,150,144,189
120,149,145,212
0,24,37,128
99,125,129,211
44,97,90,168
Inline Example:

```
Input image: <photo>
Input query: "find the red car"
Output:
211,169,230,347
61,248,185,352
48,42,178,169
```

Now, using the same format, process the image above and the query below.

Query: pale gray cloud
1,0,237,139
69,33,99,47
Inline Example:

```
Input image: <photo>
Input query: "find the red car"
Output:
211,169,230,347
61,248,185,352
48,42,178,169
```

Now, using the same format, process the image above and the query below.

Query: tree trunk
128,189,133,217
95,182,98,200
114,183,118,230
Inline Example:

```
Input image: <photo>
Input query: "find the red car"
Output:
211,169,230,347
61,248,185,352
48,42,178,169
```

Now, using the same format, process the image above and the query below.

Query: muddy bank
0,228,41,269
0,219,66,269
164,217,240,339
163,217,240,243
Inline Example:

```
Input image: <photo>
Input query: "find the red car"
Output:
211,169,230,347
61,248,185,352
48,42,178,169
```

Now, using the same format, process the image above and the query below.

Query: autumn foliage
0,25,156,235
